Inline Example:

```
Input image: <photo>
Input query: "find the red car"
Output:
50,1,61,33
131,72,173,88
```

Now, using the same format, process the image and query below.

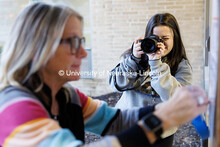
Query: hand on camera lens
147,42,165,60
133,38,144,58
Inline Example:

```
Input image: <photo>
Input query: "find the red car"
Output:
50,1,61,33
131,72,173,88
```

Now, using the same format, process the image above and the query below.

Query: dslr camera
139,35,164,53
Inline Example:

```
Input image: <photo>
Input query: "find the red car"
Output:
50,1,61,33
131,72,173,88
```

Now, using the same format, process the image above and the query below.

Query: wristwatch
142,113,163,138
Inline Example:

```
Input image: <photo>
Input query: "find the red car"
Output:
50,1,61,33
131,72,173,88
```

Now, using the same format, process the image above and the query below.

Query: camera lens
141,38,157,53
140,35,163,54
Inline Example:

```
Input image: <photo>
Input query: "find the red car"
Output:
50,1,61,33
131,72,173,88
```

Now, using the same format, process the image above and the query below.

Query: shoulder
177,59,192,69
0,86,49,142
179,58,190,65
0,85,48,112
63,83,89,108
175,59,193,77
0,86,37,100
0,86,43,109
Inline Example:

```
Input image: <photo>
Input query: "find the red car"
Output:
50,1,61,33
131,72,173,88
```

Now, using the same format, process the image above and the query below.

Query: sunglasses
60,36,85,55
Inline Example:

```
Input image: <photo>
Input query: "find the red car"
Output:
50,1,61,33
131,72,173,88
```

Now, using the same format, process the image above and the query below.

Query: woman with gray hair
0,2,208,147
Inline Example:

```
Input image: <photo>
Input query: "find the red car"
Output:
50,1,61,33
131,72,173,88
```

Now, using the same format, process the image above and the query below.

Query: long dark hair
122,13,189,75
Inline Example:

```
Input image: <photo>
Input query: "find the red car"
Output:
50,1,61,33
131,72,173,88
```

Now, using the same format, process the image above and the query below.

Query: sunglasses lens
66,36,86,54
74,37,79,50
81,38,85,48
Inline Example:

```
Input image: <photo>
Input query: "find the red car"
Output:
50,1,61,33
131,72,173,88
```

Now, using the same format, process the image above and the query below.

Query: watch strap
142,113,163,139
154,126,163,139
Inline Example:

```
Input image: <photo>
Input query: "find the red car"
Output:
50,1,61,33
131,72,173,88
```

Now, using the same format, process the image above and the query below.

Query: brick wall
73,0,206,96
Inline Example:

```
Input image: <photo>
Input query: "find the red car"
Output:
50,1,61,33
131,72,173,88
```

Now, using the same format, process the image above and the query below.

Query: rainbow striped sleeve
76,89,119,135
0,97,83,147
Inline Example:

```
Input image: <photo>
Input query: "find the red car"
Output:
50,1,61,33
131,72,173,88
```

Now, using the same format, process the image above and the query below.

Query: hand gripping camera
139,35,164,54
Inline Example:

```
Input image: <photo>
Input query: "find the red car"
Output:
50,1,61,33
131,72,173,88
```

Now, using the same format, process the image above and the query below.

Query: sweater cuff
116,124,151,147
131,54,141,63
126,56,140,71
149,59,162,70
138,105,156,119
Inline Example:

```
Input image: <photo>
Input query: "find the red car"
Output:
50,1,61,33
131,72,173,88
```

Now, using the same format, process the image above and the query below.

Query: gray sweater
109,55,192,110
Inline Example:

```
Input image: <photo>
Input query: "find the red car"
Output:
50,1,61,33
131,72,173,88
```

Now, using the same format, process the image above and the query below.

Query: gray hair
0,2,83,90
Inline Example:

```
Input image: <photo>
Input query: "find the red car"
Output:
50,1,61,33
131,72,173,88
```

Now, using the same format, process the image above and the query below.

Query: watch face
143,114,163,138
144,114,161,130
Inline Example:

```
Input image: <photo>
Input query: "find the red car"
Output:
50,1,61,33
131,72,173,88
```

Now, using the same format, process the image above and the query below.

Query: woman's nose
76,45,87,58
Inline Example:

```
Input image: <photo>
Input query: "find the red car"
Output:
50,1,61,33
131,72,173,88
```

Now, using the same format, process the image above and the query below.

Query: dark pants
152,134,174,147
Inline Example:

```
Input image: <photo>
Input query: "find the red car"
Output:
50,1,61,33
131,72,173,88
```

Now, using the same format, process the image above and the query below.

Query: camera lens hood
141,36,158,53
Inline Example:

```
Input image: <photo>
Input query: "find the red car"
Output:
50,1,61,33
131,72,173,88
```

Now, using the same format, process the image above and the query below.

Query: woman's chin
69,75,80,81
74,75,81,81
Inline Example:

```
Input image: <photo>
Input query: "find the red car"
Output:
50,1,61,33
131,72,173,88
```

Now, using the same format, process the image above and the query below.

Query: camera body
140,35,164,53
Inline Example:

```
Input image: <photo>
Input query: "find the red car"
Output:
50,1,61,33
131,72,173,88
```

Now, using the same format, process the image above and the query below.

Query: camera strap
131,42,149,70
111,43,150,92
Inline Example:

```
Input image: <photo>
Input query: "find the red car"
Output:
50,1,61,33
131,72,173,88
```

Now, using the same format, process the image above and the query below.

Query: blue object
192,115,209,140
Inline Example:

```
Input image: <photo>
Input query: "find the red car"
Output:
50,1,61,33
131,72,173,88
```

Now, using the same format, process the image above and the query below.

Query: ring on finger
197,96,204,106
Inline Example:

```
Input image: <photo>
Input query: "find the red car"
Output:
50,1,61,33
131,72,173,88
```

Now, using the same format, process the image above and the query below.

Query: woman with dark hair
109,13,192,146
